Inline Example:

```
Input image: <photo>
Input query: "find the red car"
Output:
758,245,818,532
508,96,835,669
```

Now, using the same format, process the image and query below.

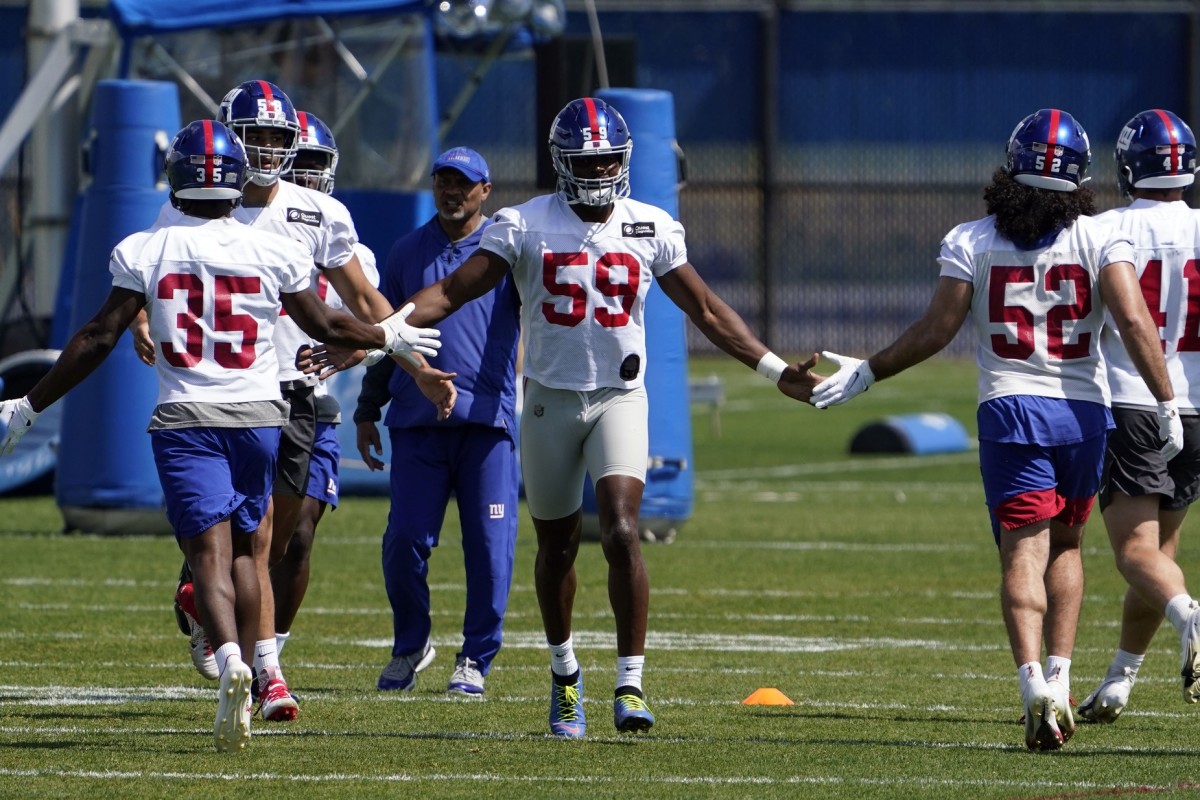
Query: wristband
755,352,788,384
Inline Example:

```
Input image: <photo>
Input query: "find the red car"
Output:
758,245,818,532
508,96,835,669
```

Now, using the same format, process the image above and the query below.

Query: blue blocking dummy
582,88,693,541
56,80,179,533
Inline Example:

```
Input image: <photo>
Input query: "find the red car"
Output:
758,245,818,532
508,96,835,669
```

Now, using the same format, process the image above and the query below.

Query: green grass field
3,355,1200,799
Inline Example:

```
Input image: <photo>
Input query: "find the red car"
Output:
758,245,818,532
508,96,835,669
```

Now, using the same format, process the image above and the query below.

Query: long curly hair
983,169,1096,249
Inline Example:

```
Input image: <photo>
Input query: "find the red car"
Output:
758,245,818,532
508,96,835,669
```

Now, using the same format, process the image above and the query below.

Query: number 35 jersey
1096,198,1200,411
109,215,311,407
938,214,1134,406
479,194,687,392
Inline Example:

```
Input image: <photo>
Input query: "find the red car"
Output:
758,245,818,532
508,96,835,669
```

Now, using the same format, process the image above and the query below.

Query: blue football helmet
165,119,246,202
549,97,632,206
217,80,299,187
1116,109,1197,197
1006,109,1091,192
287,111,339,195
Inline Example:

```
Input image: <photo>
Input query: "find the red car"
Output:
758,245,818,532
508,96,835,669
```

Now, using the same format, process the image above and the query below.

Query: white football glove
361,349,387,367
1157,400,1184,461
0,396,39,456
375,302,441,359
811,351,876,409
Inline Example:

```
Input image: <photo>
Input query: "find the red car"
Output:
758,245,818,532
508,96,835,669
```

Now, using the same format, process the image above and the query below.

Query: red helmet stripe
582,97,601,143
297,111,309,142
1153,108,1180,174
201,119,215,187
257,80,274,108
1042,109,1060,178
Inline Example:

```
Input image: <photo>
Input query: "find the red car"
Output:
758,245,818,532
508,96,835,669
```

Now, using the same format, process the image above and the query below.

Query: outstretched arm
322,251,394,323
284,291,440,358
813,276,971,408
403,249,511,327
657,263,821,401
28,287,146,412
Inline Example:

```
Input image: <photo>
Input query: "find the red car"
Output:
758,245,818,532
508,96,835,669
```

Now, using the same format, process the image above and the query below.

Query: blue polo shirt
356,215,520,432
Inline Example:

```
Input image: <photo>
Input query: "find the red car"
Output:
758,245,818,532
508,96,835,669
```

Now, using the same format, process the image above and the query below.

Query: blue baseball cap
431,147,490,183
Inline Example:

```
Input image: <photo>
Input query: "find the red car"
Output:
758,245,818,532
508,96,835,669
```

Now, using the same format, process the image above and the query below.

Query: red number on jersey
988,263,1093,361
156,272,261,369
542,251,642,328
278,272,329,317
1045,263,1091,359
158,273,204,367
213,275,261,368
1178,259,1200,352
541,252,589,326
988,266,1035,359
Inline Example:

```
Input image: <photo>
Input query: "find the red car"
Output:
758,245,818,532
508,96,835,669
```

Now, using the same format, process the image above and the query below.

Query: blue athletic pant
382,424,518,673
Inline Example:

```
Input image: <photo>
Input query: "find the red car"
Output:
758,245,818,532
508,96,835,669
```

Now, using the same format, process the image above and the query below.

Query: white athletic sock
215,642,241,679
275,631,290,656
616,655,644,692
1111,649,1144,679
1044,655,1071,692
1166,594,1196,635
1018,661,1047,704
549,636,579,678
254,638,281,684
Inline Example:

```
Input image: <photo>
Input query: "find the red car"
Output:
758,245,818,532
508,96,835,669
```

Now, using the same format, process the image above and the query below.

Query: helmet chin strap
247,172,279,188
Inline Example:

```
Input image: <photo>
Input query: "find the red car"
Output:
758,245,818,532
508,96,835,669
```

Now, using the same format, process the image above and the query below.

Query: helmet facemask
551,141,632,206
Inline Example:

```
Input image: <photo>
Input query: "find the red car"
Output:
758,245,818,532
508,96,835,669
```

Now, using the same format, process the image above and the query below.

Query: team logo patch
287,208,323,227
622,222,655,238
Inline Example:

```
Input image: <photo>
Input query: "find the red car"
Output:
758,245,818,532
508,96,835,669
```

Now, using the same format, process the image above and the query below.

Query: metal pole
25,0,80,339
759,2,779,347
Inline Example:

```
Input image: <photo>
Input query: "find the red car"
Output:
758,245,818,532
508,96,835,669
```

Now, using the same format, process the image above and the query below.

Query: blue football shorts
304,421,340,508
151,425,282,540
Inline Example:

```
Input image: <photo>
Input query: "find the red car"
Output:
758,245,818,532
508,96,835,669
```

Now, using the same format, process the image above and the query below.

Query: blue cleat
549,670,586,737
614,690,655,734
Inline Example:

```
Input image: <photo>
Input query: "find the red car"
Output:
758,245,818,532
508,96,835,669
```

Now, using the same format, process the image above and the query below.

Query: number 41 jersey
938,213,1135,406
1096,198,1200,411
479,193,687,392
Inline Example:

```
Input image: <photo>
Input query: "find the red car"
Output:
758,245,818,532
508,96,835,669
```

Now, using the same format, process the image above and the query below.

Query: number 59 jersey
109,215,312,406
479,194,687,391
938,214,1135,406
1096,198,1200,411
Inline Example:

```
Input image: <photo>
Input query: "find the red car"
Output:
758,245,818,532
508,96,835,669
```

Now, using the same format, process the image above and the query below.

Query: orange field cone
742,687,794,705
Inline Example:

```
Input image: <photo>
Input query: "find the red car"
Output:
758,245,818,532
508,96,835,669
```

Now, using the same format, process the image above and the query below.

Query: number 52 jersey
938,213,1135,406
479,193,687,392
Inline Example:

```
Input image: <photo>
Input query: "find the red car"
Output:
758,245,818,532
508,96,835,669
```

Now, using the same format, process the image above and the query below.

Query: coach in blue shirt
355,147,520,697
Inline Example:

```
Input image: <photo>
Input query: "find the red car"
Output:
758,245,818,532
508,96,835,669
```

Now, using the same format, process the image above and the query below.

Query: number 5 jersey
938,213,1135,407
479,193,687,392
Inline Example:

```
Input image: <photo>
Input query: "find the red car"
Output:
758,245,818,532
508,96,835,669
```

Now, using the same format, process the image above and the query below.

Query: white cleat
214,658,253,753
1023,690,1064,751
1077,668,1135,724
1046,678,1075,742
1182,604,1200,703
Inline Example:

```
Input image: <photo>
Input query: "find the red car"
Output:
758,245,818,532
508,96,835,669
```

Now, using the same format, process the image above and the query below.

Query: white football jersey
938,214,1135,405
480,194,686,391
313,242,378,410
1096,199,1200,411
109,215,311,405
235,180,360,382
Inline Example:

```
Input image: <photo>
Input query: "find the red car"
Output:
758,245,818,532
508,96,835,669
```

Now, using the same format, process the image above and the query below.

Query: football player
340,98,821,736
0,120,436,751
141,82,453,722
1078,109,1200,723
811,109,1182,750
